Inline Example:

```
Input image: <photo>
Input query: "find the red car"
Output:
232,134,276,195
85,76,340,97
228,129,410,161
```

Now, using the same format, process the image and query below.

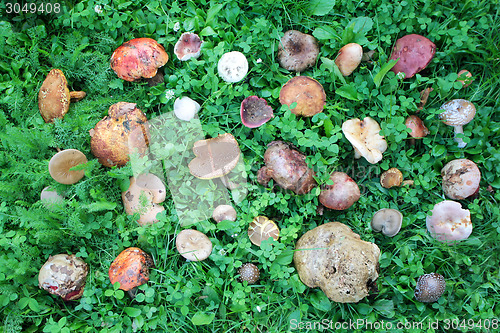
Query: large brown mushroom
109,247,154,292
390,34,436,79
279,76,326,117
277,30,319,72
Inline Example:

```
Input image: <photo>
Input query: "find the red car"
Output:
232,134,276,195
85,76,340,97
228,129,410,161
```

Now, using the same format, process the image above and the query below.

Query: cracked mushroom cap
294,222,380,303
441,159,481,200
371,208,403,237
110,38,168,82
176,229,213,261
109,247,154,291
48,149,88,184
279,76,326,117
238,263,260,284
240,96,274,128
38,254,88,301
390,34,436,79
122,174,166,226
438,99,476,126
174,32,203,61
342,117,388,164
414,273,446,303
405,115,429,139
380,168,403,188
335,43,363,76
319,172,360,210
212,204,237,223
217,51,248,83
278,30,319,72
426,200,472,243
248,216,279,246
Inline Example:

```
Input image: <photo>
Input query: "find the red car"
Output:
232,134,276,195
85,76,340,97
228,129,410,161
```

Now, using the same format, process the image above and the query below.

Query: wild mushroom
405,115,429,144
441,159,481,200
257,141,316,195
342,117,388,164
90,102,150,167
240,96,274,128
173,96,201,121
212,204,237,223
110,38,169,85
248,216,279,246
438,99,476,148
188,133,240,179
174,32,203,61
279,76,326,117
238,263,260,284
108,247,154,293
390,34,436,79
319,172,360,210
335,43,363,76
38,69,86,123
414,273,446,303
293,222,380,303
426,200,472,243
217,51,248,83
176,229,213,261
380,168,403,188
371,208,403,237
457,69,473,87
40,186,65,208
48,149,88,184
417,87,433,110
277,30,319,72
38,254,88,301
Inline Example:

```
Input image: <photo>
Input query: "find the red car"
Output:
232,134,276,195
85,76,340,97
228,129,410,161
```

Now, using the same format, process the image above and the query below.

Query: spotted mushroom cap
108,247,154,291
342,117,388,164
438,99,476,126
278,30,319,72
238,263,260,284
426,200,472,243
414,273,446,303
174,32,203,61
441,159,481,200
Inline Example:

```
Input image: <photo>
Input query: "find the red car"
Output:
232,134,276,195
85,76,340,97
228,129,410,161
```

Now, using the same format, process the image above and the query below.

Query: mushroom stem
453,125,466,148
69,91,87,102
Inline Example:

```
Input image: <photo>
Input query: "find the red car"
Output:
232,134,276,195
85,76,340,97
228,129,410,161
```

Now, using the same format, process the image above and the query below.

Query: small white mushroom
371,208,403,237
40,186,65,207
217,51,248,83
438,99,476,148
173,96,201,121
212,204,237,223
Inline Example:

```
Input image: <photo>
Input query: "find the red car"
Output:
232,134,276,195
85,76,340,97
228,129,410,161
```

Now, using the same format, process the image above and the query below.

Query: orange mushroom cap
108,247,154,291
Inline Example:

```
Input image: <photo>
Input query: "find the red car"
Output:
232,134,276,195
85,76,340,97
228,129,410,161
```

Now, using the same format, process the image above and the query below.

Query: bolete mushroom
108,247,154,292
277,30,319,72
426,200,472,243
90,102,150,167
38,254,88,301
342,117,388,164
238,263,260,284
217,51,248,83
212,204,237,223
38,69,86,123
335,43,363,76
248,216,279,246
371,208,403,237
279,76,326,117
441,159,481,200
48,149,88,184
405,115,429,143
176,229,213,261
173,96,201,121
438,99,476,148
294,222,380,303
414,273,446,303
380,168,404,188
319,172,360,210
390,34,436,79
174,32,203,61
240,96,274,128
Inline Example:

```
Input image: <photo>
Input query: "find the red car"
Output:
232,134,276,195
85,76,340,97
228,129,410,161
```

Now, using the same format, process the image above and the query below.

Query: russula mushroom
335,43,363,76
438,99,476,148
38,69,86,123
441,159,481,200
188,133,240,179
217,51,248,83
257,141,316,195
240,96,274,128
277,30,319,72
279,76,326,117
414,273,446,303
371,208,403,237
176,229,213,261
248,216,279,246
380,168,403,188
426,200,472,243
390,34,436,79
40,186,64,207
174,96,201,121
319,172,360,210
38,254,88,301
109,247,154,292
110,38,168,84
294,222,380,303
90,102,150,167
48,149,88,184
457,70,473,87
174,32,203,61
122,173,166,226
342,117,388,164
238,263,260,284
405,115,429,144
212,204,237,223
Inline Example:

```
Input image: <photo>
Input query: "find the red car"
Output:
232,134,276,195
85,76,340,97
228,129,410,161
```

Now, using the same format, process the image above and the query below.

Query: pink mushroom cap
240,96,274,128
426,200,472,243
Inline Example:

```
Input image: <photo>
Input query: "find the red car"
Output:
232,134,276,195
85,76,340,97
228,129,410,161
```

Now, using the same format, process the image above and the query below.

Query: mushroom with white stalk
438,99,476,148
174,32,203,61
371,208,403,237
174,96,201,121
426,200,472,243
342,117,388,164
218,51,248,83
441,159,481,200
176,229,213,261
277,30,319,72
48,149,88,184
335,43,363,76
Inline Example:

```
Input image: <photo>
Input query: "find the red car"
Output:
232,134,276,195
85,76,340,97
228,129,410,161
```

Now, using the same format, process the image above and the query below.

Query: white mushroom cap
335,43,363,76
174,32,203,61
426,200,472,243
439,99,476,148
176,229,213,261
441,159,481,200
40,186,65,207
173,96,201,121
212,204,237,223
217,51,248,83
371,208,403,237
48,149,88,184
341,117,388,164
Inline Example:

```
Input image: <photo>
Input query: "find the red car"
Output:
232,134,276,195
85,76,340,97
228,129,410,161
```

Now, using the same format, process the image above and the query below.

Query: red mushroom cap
390,34,436,79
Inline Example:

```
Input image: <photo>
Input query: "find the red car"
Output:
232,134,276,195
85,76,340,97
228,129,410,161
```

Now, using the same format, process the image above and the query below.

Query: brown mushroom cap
110,38,168,82
371,208,403,237
176,229,213,261
174,32,203,61
238,263,260,284
240,96,274,128
380,168,404,188
342,117,388,164
390,34,436,79
405,115,429,139
414,273,445,303
279,76,326,117
335,43,363,76
248,216,279,246
48,149,88,184
188,133,240,179
319,172,360,210
441,159,481,200
278,30,319,72
212,204,237,223
108,247,154,291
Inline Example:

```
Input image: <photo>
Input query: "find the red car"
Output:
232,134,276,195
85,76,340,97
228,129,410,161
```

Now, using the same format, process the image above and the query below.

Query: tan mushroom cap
279,76,326,117
380,168,403,188
176,229,213,261
278,30,319,72
122,174,166,226
335,43,363,76
188,133,240,179
48,149,88,184
174,32,203,61
248,216,279,246
371,208,403,237
439,99,476,126
212,204,237,223
457,69,473,87
342,117,387,164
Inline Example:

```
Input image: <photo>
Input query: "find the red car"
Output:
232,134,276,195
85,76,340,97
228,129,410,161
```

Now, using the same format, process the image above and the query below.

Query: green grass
0,0,499,332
